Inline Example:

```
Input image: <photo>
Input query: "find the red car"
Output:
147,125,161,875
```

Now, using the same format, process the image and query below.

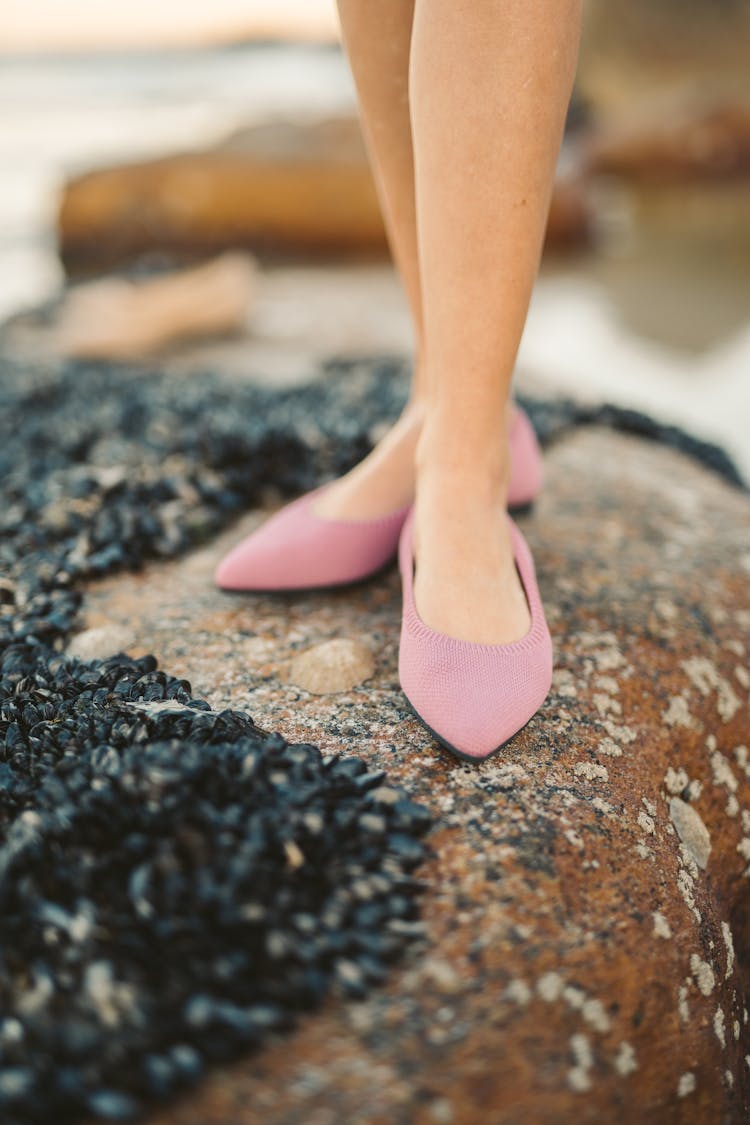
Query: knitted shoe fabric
397,507,553,761
214,405,543,593
214,483,411,591
507,403,543,509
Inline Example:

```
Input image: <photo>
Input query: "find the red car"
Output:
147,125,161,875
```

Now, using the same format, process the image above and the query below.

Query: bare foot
312,400,425,520
411,467,532,646
312,399,529,523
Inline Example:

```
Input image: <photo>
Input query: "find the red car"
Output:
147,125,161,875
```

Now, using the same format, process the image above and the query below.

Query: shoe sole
403,697,536,764
215,554,399,596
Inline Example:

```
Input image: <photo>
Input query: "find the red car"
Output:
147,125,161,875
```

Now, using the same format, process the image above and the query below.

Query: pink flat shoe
506,403,544,510
214,404,543,592
397,507,553,761
214,483,411,591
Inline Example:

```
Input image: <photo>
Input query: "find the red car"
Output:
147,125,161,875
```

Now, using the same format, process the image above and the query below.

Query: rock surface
75,427,750,1124
65,622,137,661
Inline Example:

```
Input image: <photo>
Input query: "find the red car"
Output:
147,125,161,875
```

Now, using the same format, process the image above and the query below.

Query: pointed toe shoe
397,508,553,761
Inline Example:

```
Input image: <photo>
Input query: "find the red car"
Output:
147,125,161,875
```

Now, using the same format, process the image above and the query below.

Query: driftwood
55,252,257,360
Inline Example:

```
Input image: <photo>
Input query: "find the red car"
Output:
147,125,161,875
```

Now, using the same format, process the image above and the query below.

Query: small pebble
288,638,375,694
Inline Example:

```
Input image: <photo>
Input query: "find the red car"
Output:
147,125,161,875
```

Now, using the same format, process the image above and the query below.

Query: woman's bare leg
410,0,581,643
315,0,424,519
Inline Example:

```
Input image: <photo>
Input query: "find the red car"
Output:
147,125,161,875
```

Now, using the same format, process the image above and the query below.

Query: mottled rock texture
78,427,750,1124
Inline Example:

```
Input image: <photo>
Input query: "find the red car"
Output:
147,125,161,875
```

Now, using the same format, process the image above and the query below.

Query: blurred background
2,0,749,479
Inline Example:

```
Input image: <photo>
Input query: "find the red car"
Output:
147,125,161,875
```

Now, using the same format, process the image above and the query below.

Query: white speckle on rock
655,598,678,621
683,657,741,721
421,959,462,994
636,842,654,860
553,669,578,697
582,997,611,1034
613,1040,638,1076
734,1020,741,1041
685,778,703,801
711,751,739,795
714,1007,727,1047
591,638,627,672
564,828,584,850
602,720,637,744
592,796,616,816
664,767,690,795
726,794,740,817
677,869,701,922
721,921,735,979
683,657,719,693
679,843,700,879
562,985,585,1010
288,638,374,694
736,838,750,876
641,796,657,817
429,1099,454,1124
735,665,750,689
594,675,620,694
593,692,621,718
663,695,696,728
677,1072,696,1097
537,972,565,1002
725,1069,734,1089
669,798,711,870
678,984,690,1024
735,746,750,778
637,811,656,834
504,978,532,1006
573,761,609,782
689,954,715,995
475,761,530,790
568,1034,593,1092
653,912,672,939
598,738,624,757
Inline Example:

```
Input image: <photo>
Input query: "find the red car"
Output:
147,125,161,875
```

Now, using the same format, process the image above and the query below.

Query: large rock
80,425,750,1123
585,102,750,182
57,116,593,275
577,0,750,120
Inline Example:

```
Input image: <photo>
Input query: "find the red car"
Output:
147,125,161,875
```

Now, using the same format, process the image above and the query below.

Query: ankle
400,394,427,430
415,421,511,499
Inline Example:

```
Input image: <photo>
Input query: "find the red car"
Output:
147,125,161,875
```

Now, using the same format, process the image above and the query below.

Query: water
0,42,356,318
